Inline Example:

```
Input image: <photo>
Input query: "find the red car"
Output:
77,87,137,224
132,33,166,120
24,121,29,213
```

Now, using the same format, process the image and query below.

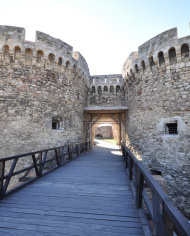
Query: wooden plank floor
0,140,144,236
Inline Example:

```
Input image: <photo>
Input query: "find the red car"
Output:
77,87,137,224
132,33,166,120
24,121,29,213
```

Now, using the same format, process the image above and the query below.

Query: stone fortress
0,25,189,219
0,26,90,157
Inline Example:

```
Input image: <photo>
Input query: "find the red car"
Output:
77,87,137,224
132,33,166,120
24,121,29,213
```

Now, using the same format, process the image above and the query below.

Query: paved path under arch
0,140,144,236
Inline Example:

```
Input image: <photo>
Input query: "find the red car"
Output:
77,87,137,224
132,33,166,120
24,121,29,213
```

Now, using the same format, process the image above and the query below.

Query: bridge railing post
163,204,173,236
75,144,78,157
152,191,165,236
0,161,5,199
85,142,87,151
128,155,133,180
122,142,190,236
39,152,43,176
86,142,88,151
121,143,125,160
55,149,61,167
125,151,128,168
32,154,40,177
68,146,71,160
60,147,64,163
76,144,79,157
135,166,144,208
32,152,43,177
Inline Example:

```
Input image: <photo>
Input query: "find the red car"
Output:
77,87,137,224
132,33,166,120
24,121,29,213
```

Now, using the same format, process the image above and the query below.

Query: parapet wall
0,25,25,40
36,31,72,55
122,27,190,218
87,74,126,107
90,74,123,85
0,25,90,83
138,27,178,57
122,28,190,77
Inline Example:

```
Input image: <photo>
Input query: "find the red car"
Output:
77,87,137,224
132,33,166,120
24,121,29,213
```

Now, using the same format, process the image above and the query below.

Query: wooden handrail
0,141,91,200
121,142,190,236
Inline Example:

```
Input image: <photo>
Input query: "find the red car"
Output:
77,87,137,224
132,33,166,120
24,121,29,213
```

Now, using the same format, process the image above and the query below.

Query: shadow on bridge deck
0,140,145,236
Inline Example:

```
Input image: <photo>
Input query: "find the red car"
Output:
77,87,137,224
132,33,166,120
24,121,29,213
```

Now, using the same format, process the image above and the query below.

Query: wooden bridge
0,141,189,236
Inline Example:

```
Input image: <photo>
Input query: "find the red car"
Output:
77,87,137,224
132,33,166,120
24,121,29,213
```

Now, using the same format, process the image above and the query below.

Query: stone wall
122,27,190,218
88,74,126,107
95,125,118,139
95,125,113,138
0,25,90,158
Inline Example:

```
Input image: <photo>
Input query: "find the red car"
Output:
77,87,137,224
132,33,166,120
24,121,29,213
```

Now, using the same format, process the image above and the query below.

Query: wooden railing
121,142,190,236
0,141,91,200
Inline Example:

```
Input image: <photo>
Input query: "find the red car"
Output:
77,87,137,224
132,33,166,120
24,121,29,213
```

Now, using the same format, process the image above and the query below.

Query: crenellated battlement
90,74,123,88
36,31,72,55
0,25,90,84
122,27,190,81
87,74,126,107
0,25,25,40
138,28,178,57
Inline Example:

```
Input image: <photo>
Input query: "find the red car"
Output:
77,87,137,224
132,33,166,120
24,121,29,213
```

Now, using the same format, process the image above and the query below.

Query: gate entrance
84,107,127,146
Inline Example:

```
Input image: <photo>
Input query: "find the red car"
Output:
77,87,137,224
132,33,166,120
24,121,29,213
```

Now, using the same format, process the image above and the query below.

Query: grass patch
95,137,117,145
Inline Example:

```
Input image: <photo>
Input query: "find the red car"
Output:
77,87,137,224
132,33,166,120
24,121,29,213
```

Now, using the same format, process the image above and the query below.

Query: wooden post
152,192,164,236
123,146,126,161
125,151,128,168
0,161,5,199
3,159,18,195
119,113,121,145
128,156,133,180
70,145,73,159
135,166,144,208
41,151,48,172
68,146,71,160
60,147,64,163
133,162,137,183
32,154,40,177
39,152,42,175
76,144,79,156
55,149,60,167
164,209,173,236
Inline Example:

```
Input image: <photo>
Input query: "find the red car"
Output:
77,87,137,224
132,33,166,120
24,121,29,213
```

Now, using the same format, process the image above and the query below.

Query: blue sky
0,0,190,75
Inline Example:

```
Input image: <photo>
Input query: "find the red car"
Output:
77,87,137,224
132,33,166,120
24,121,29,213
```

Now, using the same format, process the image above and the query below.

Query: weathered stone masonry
0,25,189,219
0,26,90,158
88,74,126,107
122,27,190,218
